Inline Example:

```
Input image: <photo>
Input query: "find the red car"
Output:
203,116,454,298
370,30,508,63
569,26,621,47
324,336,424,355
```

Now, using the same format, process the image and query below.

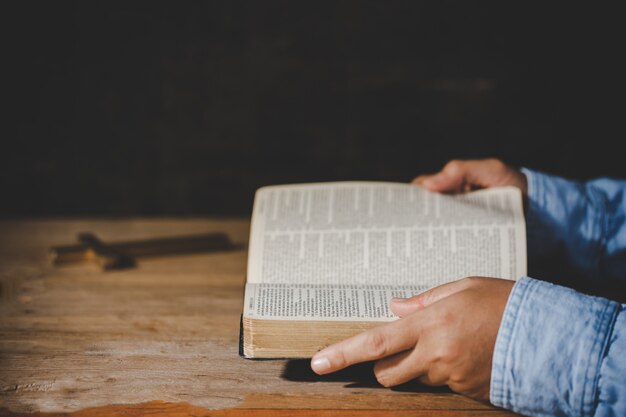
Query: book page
243,283,428,321
247,182,526,287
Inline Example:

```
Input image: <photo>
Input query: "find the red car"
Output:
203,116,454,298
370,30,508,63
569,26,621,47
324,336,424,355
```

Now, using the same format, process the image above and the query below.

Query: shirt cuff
490,277,619,417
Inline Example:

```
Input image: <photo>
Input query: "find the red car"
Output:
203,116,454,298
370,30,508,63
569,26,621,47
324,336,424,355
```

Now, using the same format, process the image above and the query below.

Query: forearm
491,277,626,417
523,168,626,288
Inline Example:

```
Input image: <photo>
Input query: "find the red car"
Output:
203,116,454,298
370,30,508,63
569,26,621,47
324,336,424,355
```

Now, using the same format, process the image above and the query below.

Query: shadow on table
281,359,452,393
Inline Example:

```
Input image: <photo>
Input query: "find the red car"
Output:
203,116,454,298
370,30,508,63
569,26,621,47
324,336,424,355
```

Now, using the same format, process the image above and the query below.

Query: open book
241,181,526,358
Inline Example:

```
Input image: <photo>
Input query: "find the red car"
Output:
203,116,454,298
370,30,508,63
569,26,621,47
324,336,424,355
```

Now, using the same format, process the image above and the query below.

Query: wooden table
0,219,519,416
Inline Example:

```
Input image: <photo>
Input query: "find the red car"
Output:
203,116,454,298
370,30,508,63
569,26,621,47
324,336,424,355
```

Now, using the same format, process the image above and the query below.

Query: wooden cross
49,232,238,271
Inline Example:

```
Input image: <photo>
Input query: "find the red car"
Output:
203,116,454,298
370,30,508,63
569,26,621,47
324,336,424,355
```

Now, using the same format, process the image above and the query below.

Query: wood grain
0,219,519,416
0,400,513,417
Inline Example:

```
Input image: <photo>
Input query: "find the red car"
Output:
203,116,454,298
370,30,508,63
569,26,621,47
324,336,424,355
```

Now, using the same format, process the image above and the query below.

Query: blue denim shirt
490,168,626,417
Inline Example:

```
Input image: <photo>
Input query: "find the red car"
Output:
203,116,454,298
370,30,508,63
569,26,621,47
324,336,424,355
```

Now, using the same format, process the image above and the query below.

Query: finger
411,174,431,185
443,159,502,189
389,297,424,317
390,278,474,317
419,159,511,193
374,345,449,388
418,159,473,192
444,158,526,190
373,349,427,387
412,174,461,194
311,317,419,375
421,171,464,193
412,161,483,191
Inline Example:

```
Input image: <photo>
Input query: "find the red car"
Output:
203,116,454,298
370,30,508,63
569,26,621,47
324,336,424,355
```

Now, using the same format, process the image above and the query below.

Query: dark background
4,1,625,217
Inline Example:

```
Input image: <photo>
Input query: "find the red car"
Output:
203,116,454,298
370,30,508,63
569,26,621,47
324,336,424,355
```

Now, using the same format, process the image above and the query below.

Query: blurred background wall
4,1,625,217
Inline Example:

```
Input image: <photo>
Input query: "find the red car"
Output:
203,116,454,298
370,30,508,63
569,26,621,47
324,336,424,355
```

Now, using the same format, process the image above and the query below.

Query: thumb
413,161,468,193
389,278,475,317
421,172,464,192
389,296,424,317
413,159,521,194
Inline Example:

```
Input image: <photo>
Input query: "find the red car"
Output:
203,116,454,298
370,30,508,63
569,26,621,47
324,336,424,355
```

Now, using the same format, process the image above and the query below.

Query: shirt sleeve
490,277,625,417
522,168,626,290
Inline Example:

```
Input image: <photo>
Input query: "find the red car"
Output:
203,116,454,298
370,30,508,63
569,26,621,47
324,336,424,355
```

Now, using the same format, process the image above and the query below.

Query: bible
241,181,526,358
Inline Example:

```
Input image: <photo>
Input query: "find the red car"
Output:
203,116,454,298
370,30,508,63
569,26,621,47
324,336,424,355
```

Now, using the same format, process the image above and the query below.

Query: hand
310,277,515,401
412,159,528,196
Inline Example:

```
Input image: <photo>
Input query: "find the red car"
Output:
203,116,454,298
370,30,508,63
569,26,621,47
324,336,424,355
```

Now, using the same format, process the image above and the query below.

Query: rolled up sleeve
490,277,625,417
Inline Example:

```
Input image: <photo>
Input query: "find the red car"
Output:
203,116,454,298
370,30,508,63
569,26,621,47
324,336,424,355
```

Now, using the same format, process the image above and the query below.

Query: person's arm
307,159,626,415
491,277,626,417
522,167,626,289
414,159,626,292
310,277,626,417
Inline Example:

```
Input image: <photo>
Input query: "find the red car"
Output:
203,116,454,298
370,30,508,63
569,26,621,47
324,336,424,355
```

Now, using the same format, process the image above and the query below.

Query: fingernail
311,356,331,373
391,297,408,303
